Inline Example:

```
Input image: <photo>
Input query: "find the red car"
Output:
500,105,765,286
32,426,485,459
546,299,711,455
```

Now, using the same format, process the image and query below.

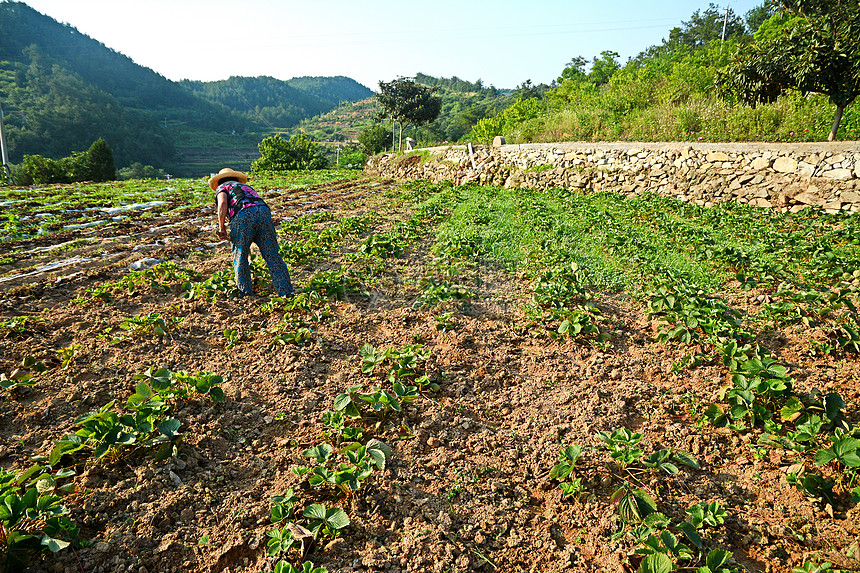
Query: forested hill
0,1,373,169
180,76,372,129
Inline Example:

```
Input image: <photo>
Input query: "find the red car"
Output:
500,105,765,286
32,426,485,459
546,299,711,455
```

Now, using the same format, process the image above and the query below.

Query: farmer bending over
211,168,294,297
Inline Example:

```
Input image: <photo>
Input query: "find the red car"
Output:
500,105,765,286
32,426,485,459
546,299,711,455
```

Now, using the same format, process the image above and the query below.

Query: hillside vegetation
468,3,859,145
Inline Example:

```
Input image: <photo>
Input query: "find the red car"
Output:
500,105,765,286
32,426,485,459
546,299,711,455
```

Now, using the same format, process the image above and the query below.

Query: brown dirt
1,177,859,573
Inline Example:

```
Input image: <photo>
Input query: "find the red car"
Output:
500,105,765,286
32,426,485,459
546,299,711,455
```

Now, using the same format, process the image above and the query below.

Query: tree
376,78,442,151
588,51,621,86
668,3,748,48
513,79,547,101
86,138,115,182
251,133,328,172
557,56,588,85
745,1,779,34
717,0,860,140
358,124,391,155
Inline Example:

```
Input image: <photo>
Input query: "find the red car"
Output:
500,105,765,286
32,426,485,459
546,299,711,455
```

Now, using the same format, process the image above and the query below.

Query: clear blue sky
24,0,765,90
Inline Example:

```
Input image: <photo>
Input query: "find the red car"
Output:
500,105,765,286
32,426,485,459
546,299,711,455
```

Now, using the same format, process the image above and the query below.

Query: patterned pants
229,205,294,296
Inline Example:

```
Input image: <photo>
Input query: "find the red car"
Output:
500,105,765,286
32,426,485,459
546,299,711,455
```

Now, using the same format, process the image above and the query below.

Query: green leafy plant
612,482,658,525
223,328,240,349
272,561,327,573
1,356,48,391
56,344,82,370
114,312,184,343
320,411,364,444
597,429,645,469
549,445,582,481
0,466,76,569
302,503,350,541
294,439,391,496
814,428,860,468
359,343,435,390
641,448,700,475
266,526,296,556
686,502,727,529
271,490,298,524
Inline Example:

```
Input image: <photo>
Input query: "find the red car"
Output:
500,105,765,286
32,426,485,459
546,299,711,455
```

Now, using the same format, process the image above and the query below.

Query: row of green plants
264,339,438,570
1,364,224,568
422,181,857,570
543,429,752,573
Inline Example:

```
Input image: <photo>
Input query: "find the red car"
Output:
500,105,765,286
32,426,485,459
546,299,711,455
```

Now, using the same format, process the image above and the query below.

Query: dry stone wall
365,142,860,214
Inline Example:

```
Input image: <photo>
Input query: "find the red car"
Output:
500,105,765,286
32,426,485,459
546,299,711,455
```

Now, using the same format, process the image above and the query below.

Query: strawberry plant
0,466,76,570
686,501,727,529
293,439,391,496
133,367,226,404
412,277,476,310
303,503,350,540
50,367,223,465
49,400,179,464
270,490,298,524
597,429,645,470
183,270,238,301
0,316,48,339
56,344,82,370
814,428,860,468
433,311,457,332
272,560,327,573
223,328,240,349
549,445,582,481
359,343,435,390
320,411,364,444
641,448,700,475
114,313,183,343
302,268,362,299
266,526,297,556
1,357,47,391
358,232,404,258
270,327,314,347
334,384,404,422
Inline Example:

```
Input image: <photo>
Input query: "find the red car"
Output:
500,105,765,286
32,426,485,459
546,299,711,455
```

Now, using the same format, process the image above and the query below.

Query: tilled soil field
1,174,859,573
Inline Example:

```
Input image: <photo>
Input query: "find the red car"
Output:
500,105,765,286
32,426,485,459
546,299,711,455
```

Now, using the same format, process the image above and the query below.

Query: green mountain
180,76,372,130
0,1,372,174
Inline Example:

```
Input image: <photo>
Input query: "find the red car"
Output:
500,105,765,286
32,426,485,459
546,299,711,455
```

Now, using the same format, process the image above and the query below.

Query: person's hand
217,229,228,241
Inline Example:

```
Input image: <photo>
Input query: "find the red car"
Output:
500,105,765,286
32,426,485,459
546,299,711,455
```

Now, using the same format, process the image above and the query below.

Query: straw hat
208,168,248,191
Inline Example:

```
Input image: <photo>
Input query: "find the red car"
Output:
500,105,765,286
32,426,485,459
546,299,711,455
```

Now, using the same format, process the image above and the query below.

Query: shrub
117,162,168,180
358,124,391,155
252,133,328,172
12,139,116,185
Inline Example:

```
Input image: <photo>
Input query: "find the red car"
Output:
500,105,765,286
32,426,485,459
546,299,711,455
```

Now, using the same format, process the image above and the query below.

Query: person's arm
216,191,229,240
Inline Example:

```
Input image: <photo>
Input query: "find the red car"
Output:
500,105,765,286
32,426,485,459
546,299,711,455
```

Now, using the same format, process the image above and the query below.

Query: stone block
822,168,853,180
707,151,730,162
840,190,860,203
750,157,771,170
797,162,815,177
773,157,798,173
793,191,827,207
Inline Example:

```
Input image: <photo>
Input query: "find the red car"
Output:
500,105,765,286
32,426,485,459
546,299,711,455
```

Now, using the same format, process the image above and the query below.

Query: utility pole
720,6,729,51
0,99,10,182
392,117,396,153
